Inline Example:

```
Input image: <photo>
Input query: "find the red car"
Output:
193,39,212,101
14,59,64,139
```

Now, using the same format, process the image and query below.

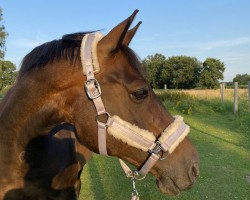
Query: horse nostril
193,163,199,177
189,162,199,182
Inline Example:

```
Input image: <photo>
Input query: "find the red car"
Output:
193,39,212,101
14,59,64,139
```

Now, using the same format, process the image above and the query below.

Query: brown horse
0,10,199,199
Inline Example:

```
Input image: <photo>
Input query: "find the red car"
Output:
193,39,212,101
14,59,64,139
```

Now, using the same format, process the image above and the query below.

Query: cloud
220,52,250,62
165,37,250,51
198,37,250,50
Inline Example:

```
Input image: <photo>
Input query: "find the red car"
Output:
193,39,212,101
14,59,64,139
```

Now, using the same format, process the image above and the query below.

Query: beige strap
93,97,106,115
119,159,134,178
81,33,108,155
97,122,108,155
138,153,159,176
120,153,159,177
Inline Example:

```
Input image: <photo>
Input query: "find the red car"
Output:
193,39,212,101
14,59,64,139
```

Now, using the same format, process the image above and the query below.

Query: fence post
220,82,225,102
248,81,250,101
164,84,167,90
234,82,238,114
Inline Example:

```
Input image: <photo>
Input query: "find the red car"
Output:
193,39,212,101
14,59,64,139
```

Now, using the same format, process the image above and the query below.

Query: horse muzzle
156,161,199,196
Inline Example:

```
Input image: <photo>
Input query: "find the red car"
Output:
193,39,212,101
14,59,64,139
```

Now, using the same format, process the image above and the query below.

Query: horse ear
98,10,139,54
123,21,142,46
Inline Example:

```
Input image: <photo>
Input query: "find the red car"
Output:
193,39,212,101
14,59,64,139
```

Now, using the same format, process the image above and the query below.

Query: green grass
80,90,250,200
1,88,249,199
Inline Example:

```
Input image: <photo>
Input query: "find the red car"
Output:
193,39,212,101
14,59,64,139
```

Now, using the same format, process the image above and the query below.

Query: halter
81,33,190,199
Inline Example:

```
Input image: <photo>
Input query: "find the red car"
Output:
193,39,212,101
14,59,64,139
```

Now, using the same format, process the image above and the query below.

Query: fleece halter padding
107,115,156,152
107,115,189,154
107,115,189,176
159,116,189,154
80,32,103,75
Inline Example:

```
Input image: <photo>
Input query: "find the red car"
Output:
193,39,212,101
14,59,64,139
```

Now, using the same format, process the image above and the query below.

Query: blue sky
1,0,250,81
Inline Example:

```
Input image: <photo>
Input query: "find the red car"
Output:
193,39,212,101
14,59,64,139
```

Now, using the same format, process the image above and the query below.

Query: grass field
79,89,250,200
180,88,248,101
1,88,249,199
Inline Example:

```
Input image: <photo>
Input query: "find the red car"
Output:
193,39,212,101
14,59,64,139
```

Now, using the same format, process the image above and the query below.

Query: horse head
13,10,199,196
69,10,199,195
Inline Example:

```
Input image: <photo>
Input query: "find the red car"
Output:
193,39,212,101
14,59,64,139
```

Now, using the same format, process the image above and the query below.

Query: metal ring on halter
159,151,169,161
130,170,146,181
96,112,111,126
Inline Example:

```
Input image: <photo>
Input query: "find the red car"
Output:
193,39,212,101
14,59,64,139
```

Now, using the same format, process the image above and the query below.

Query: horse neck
0,80,72,157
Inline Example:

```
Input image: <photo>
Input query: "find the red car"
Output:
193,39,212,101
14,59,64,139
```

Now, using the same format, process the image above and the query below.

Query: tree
142,54,201,89
163,56,201,89
198,58,225,89
0,60,17,90
0,7,8,59
233,74,250,85
143,53,225,89
142,53,167,89
0,8,17,90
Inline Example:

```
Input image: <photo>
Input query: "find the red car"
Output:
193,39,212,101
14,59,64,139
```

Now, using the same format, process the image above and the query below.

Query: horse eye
130,88,148,102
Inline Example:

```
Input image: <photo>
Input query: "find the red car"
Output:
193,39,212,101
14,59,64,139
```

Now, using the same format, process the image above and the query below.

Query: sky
1,0,250,82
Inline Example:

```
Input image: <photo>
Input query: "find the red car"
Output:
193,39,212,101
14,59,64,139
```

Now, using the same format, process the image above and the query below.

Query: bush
226,85,248,89
156,89,250,132
156,90,195,115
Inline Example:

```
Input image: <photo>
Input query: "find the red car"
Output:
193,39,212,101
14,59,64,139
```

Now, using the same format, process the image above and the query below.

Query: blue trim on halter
48,123,76,138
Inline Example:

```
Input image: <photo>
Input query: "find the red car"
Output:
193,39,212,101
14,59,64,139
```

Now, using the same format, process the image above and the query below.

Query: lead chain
131,178,139,200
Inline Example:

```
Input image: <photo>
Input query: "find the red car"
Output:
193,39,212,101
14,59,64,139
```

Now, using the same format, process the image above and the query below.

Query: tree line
0,8,17,91
232,74,250,85
142,54,226,89
0,7,249,92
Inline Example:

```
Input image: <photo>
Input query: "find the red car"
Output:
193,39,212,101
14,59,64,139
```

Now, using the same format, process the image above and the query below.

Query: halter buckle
84,78,102,99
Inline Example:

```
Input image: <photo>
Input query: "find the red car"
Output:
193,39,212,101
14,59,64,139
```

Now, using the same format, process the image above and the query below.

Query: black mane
18,31,146,80
18,32,94,78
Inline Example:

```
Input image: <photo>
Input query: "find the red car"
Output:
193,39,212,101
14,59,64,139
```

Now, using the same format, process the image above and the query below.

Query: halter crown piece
80,33,190,198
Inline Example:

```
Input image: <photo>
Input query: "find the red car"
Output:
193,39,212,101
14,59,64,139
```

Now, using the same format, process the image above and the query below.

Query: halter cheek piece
81,33,190,177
